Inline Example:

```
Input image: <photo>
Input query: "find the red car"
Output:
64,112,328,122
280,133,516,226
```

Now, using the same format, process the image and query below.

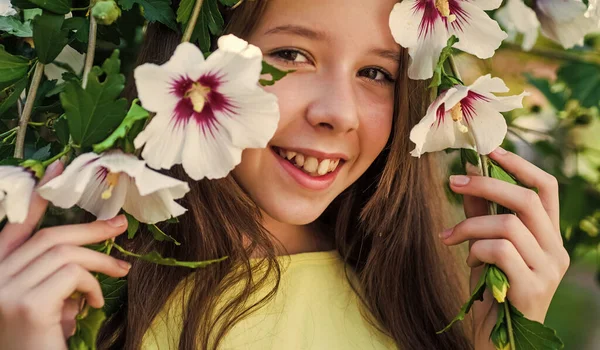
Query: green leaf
26,0,72,15
98,274,127,318
31,144,52,161
53,114,70,145
205,0,223,35
429,35,459,89
0,45,30,84
218,0,238,5
63,17,90,44
60,50,128,147
132,250,227,268
118,0,177,30
148,224,181,245
488,160,518,186
437,264,490,333
524,74,567,111
557,62,600,108
92,99,149,153
32,13,69,64
0,78,27,118
460,148,479,168
260,61,294,86
124,211,140,239
510,303,564,349
0,16,33,37
176,0,195,24
67,307,106,350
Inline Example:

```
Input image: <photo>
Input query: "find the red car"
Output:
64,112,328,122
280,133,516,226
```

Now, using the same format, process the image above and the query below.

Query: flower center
450,102,469,133
101,172,120,200
185,82,212,113
435,0,457,23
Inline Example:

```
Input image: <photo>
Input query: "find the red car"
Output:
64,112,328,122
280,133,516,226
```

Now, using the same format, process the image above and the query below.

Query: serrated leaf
0,16,33,37
98,274,127,317
135,250,227,268
60,50,128,147
0,78,27,118
67,307,106,350
26,0,72,14
510,303,564,349
92,99,149,153
205,0,223,35
0,45,30,84
460,148,479,168
148,224,181,245
32,13,69,64
429,35,459,89
53,114,70,145
557,61,600,108
118,0,177,30
437,264,490,333
31,144,52,161
176,0,195,24
124,211,140,239
259,61,293,86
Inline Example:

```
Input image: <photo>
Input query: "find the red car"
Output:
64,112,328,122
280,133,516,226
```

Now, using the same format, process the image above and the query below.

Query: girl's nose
305,74,359,134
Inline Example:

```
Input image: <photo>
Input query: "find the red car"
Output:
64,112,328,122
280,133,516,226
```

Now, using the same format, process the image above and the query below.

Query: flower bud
491,325,510,350
486,265,510,303
91,0,121,26
20,159,45,179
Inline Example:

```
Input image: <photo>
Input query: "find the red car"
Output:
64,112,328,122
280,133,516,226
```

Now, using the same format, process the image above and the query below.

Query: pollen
450,103,469,133
185,82,212,113
101,172,120,200
435,0,457,23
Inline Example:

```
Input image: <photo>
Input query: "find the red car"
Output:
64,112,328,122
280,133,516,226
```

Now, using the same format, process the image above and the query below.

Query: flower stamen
101,172,120,200
435,0,457,23
450,103,469,133
185,82,212,113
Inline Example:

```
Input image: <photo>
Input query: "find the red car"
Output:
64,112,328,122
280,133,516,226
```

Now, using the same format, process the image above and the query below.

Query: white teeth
317,159,330,176
328,160,335,172
303,157,319,173
295,153,305,166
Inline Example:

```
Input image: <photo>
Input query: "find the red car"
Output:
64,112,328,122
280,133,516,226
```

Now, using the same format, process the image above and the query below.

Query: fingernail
439,228,453,239
494,147,507,155
117,260,131,271
450,175,470,186
107,215,126,227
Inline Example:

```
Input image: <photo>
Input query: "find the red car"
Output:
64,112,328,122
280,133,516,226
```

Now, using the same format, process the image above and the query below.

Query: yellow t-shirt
142,249,398,349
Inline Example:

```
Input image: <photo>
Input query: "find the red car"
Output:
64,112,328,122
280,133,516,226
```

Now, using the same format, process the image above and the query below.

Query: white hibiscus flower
0,166,36,224
535,0,596,49
133,34,280,180
495,0,540,51
389,0,507,80
0,0,17,17
410,75,529,157
38,151,190,224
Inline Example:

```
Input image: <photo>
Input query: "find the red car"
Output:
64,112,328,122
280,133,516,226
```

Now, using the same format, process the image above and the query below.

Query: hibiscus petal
203,40,263,89
134,114,186,171
468,0,503,11
451,2,508,59
96,152,146,179
467,100,508,155
537,3,595,49
4,172,35,223
163,42,207,75
123,180,187,224
495,0,540,51
489,91,530,113
468,74,510,95
134,166,189,199
134,64,180,114
78,172,128,220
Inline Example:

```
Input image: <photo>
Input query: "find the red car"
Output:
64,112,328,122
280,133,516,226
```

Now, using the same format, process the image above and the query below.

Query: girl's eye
358,67,395,86
270,49,311,65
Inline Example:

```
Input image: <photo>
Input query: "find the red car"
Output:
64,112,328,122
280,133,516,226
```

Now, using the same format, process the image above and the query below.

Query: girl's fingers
26,263,104,309
441,214,547,271
449,175,560,253
0,161,64,261
463,162,488,218
0,216,128,278
61,298,80,339
488,148,560,230
4,245,130,291
467,239,533,280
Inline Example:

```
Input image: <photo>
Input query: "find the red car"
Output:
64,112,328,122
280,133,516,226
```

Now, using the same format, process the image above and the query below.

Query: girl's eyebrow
263,24,400,65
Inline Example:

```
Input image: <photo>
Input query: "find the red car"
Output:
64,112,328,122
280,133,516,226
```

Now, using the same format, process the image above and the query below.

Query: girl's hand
440,147,570,350
0,161,131,350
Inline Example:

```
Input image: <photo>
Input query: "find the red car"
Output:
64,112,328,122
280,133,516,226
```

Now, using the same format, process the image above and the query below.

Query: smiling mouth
271,146,343,177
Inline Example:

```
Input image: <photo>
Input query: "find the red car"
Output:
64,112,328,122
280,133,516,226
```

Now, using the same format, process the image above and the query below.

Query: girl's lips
270,147,342,191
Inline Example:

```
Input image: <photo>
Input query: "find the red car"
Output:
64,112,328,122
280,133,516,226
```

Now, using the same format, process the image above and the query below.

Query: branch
14,62,45,159
181,0,205,43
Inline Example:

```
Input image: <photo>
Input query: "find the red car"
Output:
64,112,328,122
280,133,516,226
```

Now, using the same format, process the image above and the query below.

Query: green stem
448,54,461,81
14,62,45,159
502,42,600,65
28,121,45,127
70,6,91,11
111,241,143,259
480,155,497,216
181,0,205,43
504,301,517,350
0,127,18,140
41,144,72,167
82,16,98,89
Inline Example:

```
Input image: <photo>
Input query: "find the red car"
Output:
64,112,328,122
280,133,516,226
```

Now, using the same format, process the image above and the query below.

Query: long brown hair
99,1,473,349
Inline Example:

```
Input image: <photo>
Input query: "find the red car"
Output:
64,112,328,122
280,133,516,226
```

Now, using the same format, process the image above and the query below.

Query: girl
0,0,570,349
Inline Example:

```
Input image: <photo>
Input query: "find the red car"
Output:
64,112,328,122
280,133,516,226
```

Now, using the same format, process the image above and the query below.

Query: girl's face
233,0,400,225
